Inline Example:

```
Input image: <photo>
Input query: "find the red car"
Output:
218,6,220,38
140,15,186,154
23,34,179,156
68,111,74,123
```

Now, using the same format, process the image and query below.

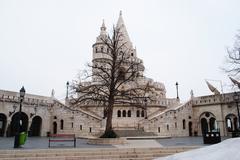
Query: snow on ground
155,138,240,160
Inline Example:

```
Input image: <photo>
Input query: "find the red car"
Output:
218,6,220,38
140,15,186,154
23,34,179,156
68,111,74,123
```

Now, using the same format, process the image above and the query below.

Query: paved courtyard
0,136,230,150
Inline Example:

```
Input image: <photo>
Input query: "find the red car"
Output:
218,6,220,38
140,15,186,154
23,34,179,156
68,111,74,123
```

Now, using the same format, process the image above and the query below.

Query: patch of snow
155,138,240,160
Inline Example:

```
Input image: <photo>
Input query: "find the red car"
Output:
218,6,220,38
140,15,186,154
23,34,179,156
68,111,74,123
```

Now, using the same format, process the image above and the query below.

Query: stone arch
0,113,7,137
199,111,217,133
29,116,42,136
9,112,28,136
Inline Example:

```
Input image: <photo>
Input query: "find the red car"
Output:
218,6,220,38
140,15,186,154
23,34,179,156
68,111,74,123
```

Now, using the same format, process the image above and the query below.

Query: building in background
0,13,239,138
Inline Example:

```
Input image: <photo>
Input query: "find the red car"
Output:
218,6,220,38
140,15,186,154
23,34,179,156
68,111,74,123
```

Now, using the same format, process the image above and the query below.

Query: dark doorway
0,113,7,137
9,112,28,136
201,118,208,134
189,121,193,136
53,122,57,134
29,116,42,136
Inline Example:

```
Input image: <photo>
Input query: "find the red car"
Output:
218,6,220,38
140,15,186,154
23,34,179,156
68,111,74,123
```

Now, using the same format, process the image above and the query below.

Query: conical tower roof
116,11,132,47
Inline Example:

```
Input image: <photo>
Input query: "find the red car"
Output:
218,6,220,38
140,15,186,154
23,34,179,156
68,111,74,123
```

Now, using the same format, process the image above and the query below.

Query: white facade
0,13,239,138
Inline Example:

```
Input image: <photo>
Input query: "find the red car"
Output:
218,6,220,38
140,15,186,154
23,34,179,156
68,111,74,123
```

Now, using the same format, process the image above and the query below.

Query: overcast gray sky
1,0,240,101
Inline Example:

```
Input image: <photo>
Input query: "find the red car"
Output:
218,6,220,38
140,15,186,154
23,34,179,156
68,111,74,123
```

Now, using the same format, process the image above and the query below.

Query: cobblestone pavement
0,136,230,150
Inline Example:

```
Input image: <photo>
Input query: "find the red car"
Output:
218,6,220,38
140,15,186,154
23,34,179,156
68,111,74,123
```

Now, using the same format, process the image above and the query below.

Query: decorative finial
100,19,106,33
120,10,122,16
66,81,69,99
51,89,55,98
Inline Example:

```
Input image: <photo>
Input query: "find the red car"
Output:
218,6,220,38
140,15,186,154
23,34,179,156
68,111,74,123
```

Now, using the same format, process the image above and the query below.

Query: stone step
0,147,196,154
0,153,173,160
0,147,197,160
0,151,175,158
114,130,156,137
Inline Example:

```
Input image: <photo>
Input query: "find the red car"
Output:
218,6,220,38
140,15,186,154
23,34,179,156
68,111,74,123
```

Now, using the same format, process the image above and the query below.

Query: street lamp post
233,92,240,130
14,86,25,148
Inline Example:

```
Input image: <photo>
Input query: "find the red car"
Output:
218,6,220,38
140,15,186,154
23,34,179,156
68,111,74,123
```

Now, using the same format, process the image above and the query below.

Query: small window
131,53,134,56
103,109,107,118
89,127,92,133
54,116,57,119
71,122,74,128
183,119,186,130
95,47,98,53
80,125,82,130
158,127,160,133
122,110,126,117
60,119,64,130
141,110,144,117
175,122,177,128
167,124,169,131
101,47,104,52
117,110,121,117
127,110,131,117
136,110,140,117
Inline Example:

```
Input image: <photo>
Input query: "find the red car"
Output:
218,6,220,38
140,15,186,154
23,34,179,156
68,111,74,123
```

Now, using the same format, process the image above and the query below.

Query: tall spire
100,19,107,35
116,11,131,45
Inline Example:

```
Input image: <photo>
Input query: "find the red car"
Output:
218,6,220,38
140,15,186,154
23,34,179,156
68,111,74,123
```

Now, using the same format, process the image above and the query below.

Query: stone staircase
115,130,157,137
0,147,198,160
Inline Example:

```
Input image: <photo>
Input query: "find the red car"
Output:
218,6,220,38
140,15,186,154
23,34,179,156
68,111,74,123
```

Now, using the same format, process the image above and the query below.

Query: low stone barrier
87,137,127,145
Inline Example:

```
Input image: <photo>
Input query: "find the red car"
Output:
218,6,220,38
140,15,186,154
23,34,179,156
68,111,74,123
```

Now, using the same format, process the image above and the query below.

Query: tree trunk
105,103,113,132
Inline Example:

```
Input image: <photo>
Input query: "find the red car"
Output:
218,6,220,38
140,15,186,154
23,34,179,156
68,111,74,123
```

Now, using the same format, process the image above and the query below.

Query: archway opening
0,113,7,137
188,121,192,136
29,116,42,136
9,112,28,137
53,122,57,134
201,118,208,134
225,114,238,132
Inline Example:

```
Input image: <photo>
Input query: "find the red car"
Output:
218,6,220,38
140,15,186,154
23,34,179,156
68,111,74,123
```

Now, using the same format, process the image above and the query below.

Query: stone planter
87,137,127,145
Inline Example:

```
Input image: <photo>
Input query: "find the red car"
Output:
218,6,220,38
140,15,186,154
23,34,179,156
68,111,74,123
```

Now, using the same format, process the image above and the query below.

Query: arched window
141,110,144,117
60,119,64,130
103,109,107,118
95,47,98,53
167,124,169,131
136,110,140,117
183,119,186,130
101,47,104,52
127,110,131,117
117,110,121,117
80,125,82,130
122,110,126,117
209,117,216,131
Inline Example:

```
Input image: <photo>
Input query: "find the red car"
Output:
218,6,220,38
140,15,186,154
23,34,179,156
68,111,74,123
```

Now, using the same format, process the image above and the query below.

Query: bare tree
71,27,153,138
224,31,240,77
